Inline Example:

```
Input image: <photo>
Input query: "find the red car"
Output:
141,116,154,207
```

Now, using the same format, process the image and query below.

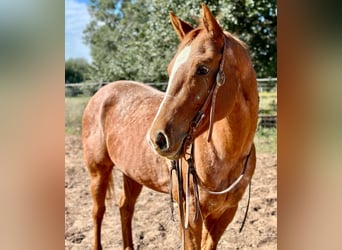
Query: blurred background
0,0,341,249
65,1,277,249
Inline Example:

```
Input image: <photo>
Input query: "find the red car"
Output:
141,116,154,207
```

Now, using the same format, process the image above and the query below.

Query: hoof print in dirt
66,231,86,244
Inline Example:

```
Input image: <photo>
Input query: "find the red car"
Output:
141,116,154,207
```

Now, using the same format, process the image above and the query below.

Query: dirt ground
65,134,277,250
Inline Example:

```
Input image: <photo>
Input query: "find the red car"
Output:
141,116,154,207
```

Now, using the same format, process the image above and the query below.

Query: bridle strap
169,159,186,250
185,36,227,146
207,36,226,141
239,180,251,233
170,144,253,235
184,143,203,229
195,146,252,194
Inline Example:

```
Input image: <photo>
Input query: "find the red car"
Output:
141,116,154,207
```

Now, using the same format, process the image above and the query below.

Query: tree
84,0,277,82
65,58,91,83
217,0,277,77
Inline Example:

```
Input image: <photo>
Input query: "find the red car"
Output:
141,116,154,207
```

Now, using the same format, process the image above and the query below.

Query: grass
256,92,277,154
259,91,277,115
65,96,277,155
65,96,91,135
254,127,277,154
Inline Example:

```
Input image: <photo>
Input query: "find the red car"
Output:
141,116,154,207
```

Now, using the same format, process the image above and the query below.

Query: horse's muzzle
148,129,185,160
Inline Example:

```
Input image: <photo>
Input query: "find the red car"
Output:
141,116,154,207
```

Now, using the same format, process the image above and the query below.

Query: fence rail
65,78,277,128
65,78,277,88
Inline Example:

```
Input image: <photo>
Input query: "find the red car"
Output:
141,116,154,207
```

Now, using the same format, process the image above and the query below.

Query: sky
65,0,92,62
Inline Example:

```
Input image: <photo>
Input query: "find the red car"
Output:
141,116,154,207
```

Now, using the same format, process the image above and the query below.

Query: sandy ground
65,134,277,249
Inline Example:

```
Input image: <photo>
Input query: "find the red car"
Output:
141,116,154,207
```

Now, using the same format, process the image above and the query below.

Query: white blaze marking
148,45,192,144
167,45,192,89
155,45,192,114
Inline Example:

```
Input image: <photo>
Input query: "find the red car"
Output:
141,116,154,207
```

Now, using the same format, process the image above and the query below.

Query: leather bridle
183,35,227,149
169,35,253,249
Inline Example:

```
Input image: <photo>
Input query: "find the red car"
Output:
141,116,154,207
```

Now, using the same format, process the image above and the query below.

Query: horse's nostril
155,131,169,151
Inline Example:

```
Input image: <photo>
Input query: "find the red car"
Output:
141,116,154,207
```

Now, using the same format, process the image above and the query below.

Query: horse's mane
224,31,249,50
179,27,202,47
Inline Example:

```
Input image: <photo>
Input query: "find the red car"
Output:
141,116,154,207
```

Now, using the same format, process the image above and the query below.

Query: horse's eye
196,65,209,75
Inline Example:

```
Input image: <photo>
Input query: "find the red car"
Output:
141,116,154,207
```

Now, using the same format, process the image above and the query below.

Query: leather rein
169,36,253,247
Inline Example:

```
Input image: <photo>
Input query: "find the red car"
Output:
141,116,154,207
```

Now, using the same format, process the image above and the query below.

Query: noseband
169,35,253,248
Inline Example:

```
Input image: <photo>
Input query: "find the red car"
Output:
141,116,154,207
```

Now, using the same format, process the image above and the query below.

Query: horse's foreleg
183,221,203,250
118,175,143,250
179,198,203,250
201,206,238,250
89,165,113,250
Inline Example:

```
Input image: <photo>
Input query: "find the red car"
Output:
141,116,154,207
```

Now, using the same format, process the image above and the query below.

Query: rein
169,35,252,248
169,145,252,249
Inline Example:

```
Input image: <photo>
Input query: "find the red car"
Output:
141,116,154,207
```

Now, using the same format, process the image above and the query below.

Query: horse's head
148,4,247,160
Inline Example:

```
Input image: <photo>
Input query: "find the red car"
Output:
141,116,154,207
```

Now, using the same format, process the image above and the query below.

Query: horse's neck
197,119,238,164
194,92,255,177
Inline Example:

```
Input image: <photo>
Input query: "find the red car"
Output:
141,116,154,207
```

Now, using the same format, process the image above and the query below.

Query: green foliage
65,84,98,97
65,86,83,97
65,96,91,134
258,91,277,115
217,0,277,78
65,58,91,83
84,0,276,82
255,127,276,154
80,84,98,96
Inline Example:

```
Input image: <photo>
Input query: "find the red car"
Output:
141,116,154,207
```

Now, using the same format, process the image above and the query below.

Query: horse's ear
201,3,223,38
169,12,194,40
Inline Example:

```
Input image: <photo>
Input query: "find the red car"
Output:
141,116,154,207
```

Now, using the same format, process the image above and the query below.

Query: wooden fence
65,78,277,128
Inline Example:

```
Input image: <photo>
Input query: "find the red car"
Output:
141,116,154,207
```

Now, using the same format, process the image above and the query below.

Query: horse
82,3,258,250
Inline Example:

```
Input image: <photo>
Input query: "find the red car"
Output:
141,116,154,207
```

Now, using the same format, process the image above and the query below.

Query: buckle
216,71,225,86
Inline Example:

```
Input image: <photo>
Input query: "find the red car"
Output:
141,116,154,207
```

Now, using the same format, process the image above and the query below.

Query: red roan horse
82,4,258,250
